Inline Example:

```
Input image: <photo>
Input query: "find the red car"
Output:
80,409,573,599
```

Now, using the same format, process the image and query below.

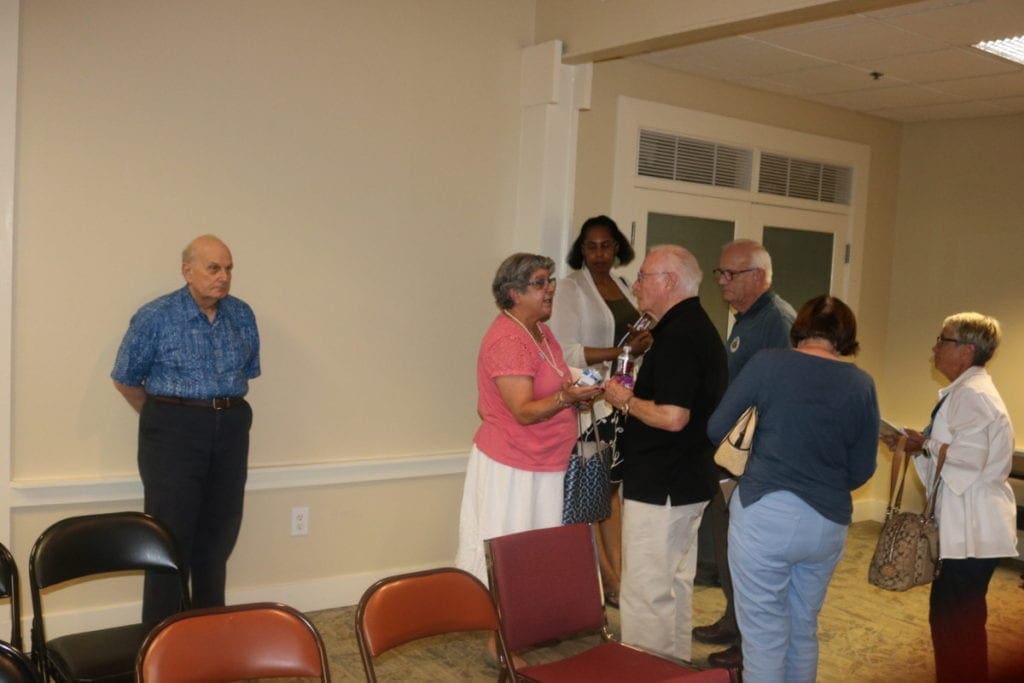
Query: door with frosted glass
646,212,735,340
753,205,847,313
631,191,848,338
629,191,749,340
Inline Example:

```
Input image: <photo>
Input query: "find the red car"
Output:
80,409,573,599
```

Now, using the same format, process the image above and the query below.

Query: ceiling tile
878,0,1024,45
762,64,905,95
809,84,960,111
627,0,1024,123
864,0,979,21
855,47,1019,83
758,17,945,63
751,14,863,41
978,94,1024,111
728,75,807,96
637,52,738,82
928,70,1024,98
638,38,830,78
870,99,1007,121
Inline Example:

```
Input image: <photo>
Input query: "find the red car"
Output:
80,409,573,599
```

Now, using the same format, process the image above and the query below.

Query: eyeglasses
935,335,965,346
713,267,757,281
582,240,617,253
636,270,671,282
526,276,557,290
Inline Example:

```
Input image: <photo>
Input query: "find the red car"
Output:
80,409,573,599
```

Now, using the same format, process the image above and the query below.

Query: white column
0,0,18,547
515,40,592,274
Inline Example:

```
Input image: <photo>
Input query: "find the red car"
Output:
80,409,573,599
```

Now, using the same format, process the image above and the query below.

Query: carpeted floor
306,521,1024,681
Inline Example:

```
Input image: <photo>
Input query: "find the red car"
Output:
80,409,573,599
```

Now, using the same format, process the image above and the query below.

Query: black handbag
562,409,614,524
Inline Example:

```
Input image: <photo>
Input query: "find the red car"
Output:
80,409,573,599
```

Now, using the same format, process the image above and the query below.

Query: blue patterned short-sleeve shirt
112,286,260,399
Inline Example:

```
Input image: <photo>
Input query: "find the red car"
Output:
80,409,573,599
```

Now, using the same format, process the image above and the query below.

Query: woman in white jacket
884,312,1016,683
549,215,652,604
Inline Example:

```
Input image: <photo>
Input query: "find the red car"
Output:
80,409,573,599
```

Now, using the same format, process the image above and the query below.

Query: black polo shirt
621,297,728,506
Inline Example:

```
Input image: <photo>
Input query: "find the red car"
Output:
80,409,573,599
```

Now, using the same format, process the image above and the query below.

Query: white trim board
9,451,470,508
8,496,884,639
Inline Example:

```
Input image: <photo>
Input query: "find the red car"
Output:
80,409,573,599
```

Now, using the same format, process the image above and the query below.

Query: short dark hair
566,215,635,270
790,295,860,356
492,253,556,309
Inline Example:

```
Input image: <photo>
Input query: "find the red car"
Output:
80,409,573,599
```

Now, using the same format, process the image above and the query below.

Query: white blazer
548,267,637,372
917,366,1018,560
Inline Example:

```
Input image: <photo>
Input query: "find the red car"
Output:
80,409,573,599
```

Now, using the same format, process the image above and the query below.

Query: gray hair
944,312,1001,366
648,244,702,298
723,239,773,286
492,253,556,309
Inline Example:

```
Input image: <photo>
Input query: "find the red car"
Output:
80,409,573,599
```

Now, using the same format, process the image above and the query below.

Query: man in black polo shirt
605,244,727,661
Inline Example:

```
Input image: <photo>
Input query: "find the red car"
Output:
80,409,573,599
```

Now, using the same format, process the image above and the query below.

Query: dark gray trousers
138,398,251,623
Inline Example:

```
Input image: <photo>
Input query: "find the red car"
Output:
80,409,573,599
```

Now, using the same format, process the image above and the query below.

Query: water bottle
612,345,635,389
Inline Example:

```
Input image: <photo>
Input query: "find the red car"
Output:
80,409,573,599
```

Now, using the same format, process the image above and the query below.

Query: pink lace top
473,314,576,472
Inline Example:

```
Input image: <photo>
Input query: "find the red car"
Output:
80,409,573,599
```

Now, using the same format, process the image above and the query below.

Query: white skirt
453,444,565,584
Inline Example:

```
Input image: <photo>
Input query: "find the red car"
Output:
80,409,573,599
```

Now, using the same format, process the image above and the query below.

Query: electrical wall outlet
290,506,309,536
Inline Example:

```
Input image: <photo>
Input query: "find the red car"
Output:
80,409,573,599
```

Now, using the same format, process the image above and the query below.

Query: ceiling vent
759,153,852,205
638,129,752,190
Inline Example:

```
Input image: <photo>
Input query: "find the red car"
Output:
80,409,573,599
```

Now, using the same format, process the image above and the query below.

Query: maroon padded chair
485,523,734,682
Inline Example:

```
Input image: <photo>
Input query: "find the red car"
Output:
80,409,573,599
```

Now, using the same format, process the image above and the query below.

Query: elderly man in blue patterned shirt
112,234,260,623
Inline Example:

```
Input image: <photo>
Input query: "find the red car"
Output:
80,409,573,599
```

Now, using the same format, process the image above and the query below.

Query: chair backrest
29,512,189,650
0,543,22,650
0,640,37,683
30,512,185,589
485,523,606,651
136,602,329,682
355,568,504,680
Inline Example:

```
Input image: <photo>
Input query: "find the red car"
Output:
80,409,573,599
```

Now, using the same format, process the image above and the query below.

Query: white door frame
611,96,869,311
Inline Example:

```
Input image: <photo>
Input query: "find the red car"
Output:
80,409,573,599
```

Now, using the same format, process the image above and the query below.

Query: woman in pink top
455,253,602,663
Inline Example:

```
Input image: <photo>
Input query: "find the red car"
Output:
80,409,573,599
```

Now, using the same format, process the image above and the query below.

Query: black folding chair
29,512,190,682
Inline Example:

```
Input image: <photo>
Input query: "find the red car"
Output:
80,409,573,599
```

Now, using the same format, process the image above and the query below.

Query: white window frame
610,96,870,311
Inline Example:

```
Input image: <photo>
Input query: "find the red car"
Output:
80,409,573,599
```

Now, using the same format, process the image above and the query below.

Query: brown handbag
868,437,946,591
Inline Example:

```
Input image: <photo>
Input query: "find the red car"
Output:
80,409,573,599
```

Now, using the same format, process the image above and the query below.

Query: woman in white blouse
549,215,652,605
884,312,1016,683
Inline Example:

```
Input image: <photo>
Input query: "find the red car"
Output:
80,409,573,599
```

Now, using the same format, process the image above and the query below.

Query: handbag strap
577,408,602,447
922,444,948,519
887,436,911,511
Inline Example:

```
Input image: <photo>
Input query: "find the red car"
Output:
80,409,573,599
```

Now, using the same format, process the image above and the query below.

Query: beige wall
11,0,1022,630
573,59,905,506
884,113,1024,443
10,0,534,621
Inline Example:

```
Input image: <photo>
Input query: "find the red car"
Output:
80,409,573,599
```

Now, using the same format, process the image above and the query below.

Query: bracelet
622,397,632,414
555,391,567,409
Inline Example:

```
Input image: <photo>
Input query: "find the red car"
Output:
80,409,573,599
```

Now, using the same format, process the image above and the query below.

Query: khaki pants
620,497,708,661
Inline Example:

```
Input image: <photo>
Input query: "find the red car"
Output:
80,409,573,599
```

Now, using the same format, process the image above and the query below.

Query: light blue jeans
729,489,847,683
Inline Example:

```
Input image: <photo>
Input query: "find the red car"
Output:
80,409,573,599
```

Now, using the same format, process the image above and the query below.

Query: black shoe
692,618,739,645
707,644,743,669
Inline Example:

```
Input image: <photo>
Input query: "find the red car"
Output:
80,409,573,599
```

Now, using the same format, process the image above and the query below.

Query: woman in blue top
707,295,879,683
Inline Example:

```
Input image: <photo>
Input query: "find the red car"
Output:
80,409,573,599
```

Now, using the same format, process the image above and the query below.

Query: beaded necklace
502,309,565,379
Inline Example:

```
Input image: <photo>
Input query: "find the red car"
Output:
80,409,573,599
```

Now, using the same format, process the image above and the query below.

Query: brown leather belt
149,395,245,410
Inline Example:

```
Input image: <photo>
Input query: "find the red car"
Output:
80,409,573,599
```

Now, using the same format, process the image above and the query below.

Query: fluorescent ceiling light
974,35,1024,65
